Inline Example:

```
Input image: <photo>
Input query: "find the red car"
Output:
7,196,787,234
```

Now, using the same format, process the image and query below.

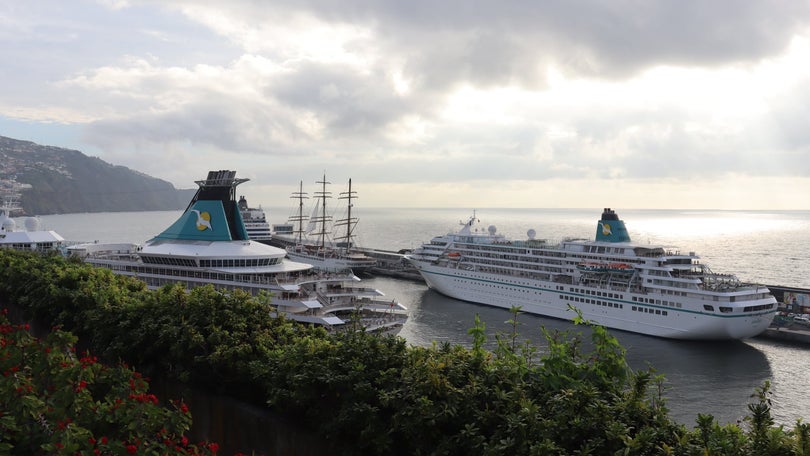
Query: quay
756,284,810,345
758,325,810,344
358,247,422,281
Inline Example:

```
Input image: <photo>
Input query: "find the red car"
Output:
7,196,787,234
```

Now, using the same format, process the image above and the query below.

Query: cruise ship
0,180,66,253
70,170,407,333
405,208,777,340
237,195,273,244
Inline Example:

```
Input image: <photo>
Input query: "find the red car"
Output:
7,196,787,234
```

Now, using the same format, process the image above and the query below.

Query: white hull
410,261,774,340
286,249,376,274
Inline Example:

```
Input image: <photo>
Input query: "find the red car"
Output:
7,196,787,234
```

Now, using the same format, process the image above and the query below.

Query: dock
758,325,810,344
357,247,423,281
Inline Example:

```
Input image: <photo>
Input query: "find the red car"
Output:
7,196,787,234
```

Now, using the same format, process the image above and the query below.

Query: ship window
719,307,733,313
703,305,714,311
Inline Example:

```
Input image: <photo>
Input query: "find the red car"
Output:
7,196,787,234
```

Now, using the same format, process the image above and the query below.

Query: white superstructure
406,208,776,340
0,180,65,253
237,195,273,244
70,170,406,333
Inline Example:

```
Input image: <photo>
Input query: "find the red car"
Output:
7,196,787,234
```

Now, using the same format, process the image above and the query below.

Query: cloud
2,0,810,208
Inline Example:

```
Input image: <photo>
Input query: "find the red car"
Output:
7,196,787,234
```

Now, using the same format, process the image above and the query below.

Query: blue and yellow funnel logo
152,200,235,241
191,210,212,231
595,208,631,243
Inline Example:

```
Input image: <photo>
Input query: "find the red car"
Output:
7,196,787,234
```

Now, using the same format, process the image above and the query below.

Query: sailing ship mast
288,181,309,245
334,178,358,253
0,181,24,224
310,174,332,249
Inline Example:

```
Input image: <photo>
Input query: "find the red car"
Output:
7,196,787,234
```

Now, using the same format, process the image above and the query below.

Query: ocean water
37,207,810,427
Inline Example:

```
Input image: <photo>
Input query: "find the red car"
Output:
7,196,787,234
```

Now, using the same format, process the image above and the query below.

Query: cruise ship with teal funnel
70,170,407,333
406,208,777,340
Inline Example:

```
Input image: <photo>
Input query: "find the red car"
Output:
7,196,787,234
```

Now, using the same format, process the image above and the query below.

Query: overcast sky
2,0,810,210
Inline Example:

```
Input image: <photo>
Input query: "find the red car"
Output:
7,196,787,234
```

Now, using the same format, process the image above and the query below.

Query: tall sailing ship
70,170,407,333
406,208,777,340
274,176,376,274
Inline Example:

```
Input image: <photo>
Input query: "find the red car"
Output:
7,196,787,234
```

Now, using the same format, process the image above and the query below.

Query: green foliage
0,308,218,454
2,249,810,455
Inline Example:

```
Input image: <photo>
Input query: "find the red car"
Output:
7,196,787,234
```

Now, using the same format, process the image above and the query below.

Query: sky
2,0,810,210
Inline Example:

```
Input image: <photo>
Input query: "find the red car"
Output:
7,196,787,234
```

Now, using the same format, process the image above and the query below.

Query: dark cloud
256,0,810,86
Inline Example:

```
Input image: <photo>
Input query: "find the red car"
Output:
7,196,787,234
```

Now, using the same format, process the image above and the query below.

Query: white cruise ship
70,170,407,333
237,195,273,244
406,208,777,340
0,180,66,253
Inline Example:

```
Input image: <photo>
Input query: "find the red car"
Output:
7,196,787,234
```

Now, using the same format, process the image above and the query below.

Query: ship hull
412,261,775,340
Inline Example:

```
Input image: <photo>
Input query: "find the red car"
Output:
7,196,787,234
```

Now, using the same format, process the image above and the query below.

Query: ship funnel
151,170,250,242
594,208,631,243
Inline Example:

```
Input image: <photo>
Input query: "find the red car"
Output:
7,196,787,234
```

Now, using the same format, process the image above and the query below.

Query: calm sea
38,207,810,427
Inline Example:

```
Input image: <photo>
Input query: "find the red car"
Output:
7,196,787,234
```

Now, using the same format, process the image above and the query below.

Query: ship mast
288,181,309,245
0,181,24,217
0,182,24,231
310,174,332,249
334,178,358,253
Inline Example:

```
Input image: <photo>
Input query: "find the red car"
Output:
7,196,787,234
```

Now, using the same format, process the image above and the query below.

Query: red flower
126,444,137,454
75,380,88,392
79,354,98,368
208,442,219,453
180,402,189,414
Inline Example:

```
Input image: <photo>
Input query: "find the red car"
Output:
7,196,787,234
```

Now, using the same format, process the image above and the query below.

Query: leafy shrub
2,249,810,455
0,308,219,454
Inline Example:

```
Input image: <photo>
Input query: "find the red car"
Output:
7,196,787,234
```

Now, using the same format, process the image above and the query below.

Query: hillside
0,136,194,214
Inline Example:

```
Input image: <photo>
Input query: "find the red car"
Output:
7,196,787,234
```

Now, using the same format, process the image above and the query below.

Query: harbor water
40,207,810,427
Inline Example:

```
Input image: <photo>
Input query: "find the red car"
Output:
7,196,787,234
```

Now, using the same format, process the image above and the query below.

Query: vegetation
1,248,809,455
0,308,219,454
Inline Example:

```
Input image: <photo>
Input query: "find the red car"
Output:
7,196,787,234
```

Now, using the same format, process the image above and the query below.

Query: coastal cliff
0,135,193,214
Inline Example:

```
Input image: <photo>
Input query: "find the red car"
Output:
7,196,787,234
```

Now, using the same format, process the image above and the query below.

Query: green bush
0,308,218,454
2,249,810,455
